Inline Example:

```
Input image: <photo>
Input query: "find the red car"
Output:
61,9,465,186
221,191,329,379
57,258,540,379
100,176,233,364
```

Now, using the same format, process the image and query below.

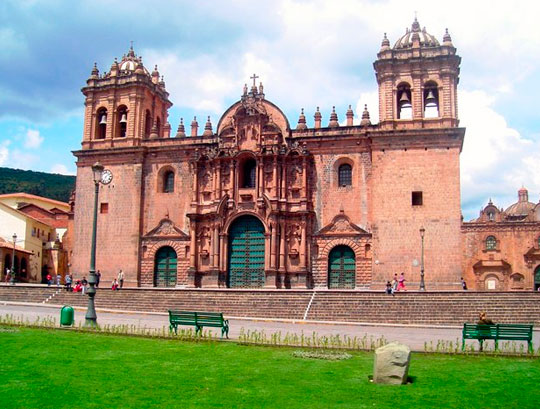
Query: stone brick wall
462,223,540,291
72,160,143,286
370,144,462,289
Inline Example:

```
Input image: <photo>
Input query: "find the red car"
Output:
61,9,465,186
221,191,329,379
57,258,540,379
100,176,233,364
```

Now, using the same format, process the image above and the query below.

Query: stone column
270,222,277,269
264,233,270,270
273,156,278,198
232,160,237,203
191,162,198,204
302,156,307,198
279,221,286,271
213,223,219,269
300,217,306,269
189,220,197,267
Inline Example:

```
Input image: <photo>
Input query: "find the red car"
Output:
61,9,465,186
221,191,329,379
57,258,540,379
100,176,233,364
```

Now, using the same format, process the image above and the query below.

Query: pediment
317,211,369,236
144,218,189,238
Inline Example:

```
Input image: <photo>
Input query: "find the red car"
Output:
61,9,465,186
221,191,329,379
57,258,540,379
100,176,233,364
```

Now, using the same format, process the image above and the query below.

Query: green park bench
462,323,533,353
168,310,229,338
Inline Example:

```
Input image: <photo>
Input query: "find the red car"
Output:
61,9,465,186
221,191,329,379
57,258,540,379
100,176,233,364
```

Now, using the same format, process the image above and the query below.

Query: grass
1,327,539,409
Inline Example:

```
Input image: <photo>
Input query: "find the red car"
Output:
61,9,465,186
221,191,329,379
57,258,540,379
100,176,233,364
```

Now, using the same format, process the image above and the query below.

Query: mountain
0,167,76,203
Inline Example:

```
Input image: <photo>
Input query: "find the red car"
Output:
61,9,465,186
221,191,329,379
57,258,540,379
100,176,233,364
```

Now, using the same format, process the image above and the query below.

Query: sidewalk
4,302,535,352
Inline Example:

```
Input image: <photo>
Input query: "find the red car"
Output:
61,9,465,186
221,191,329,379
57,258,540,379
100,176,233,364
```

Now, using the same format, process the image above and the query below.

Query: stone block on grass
373,342,411,385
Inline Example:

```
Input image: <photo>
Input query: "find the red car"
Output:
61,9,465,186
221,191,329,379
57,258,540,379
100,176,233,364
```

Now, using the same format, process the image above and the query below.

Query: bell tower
81,46,172,149
373,18,461,129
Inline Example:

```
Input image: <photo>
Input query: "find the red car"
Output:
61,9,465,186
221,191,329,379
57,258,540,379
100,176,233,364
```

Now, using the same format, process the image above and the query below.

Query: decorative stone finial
361,104,371,127
203,116,213,136
191,116,198,137
328,106,339,128
443,28,453,45
259,82,264,95
346,105,354,126
296,108,308,130
314,106,322,129
90,62,99,78
381,32,390,50
176,118,185,137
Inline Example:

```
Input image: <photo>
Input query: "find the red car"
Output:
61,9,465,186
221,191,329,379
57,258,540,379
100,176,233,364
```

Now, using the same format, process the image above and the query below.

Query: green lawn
1,328,539,408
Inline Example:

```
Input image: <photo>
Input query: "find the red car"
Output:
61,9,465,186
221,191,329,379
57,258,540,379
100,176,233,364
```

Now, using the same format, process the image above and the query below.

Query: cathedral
70,18,540,291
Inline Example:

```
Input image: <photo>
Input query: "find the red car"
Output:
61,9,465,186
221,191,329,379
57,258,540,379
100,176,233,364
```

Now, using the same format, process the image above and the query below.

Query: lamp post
419,227,425,291
85,161,114,327
11,233,17,285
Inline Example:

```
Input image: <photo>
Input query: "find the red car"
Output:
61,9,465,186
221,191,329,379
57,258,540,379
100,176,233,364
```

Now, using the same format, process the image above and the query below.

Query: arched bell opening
96,107,107,139
116,105,128,138
397,83,412,119
423,81,439,118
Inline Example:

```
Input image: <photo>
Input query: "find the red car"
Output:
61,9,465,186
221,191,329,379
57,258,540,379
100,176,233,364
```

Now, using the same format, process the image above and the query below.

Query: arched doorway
228,215,265,288
328,245,356,289
534,265,540,291
154,246,177,287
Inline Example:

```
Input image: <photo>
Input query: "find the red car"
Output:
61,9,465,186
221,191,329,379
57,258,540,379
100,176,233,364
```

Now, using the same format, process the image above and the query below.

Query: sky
1,0,539,220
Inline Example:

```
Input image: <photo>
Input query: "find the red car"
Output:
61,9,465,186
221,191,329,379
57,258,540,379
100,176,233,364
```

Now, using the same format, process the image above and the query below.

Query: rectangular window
100,203,109,214
412,191,423,206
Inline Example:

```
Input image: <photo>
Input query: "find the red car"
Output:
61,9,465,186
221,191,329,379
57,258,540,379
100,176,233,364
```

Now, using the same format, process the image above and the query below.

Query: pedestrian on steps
118,270,124,289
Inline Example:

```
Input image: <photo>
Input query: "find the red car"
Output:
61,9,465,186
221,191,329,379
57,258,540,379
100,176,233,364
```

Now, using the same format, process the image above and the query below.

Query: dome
504,187,535,219
118,46,149,75
393,18,440,49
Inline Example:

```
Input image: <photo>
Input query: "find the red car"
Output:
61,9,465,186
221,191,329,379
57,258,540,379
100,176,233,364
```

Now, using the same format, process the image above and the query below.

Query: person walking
96,270,101,288
391,274,398,293
5,268,10,283
118,270,124,289
461,277,468,290
46,273,52,286
81,276,88,295
65,273,72,291
56,274,61,287
397,272,406,291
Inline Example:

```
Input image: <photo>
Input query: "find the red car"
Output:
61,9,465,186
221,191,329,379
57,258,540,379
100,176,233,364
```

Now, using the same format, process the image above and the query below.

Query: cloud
460,89,540,219
50,163,72,175
24,129,43,149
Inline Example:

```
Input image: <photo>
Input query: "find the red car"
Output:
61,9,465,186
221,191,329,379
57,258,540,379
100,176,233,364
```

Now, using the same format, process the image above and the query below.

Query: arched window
116,106,128,138
163,171,174,193
145,110,152,138
242,159,257,188
423,81,439,118
485,235,497,251
96,108,107,139
397,83,412,119
338,164,352,187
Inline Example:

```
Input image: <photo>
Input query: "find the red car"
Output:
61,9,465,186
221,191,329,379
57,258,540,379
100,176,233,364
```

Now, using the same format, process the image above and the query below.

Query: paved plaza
1,302,538,352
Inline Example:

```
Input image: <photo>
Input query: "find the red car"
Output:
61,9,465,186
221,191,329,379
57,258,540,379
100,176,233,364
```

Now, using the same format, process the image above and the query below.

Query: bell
99,114,107,125
399,91,411,108
399,91,410,103
425,90,437,106
119,113,127,123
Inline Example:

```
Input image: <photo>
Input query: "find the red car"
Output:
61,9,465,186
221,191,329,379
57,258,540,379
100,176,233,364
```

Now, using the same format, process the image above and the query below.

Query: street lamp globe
92,162,104,184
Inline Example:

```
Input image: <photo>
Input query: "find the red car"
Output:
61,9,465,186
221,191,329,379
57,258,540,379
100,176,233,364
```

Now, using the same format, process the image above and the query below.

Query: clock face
101,169,113,185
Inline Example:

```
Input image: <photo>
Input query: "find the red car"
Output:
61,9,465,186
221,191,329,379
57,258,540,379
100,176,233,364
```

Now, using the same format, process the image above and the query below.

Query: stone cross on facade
250,74,259,87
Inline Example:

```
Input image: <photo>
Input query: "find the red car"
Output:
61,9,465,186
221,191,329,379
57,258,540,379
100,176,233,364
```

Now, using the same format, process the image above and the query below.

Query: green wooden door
228,216,265,288
154,246,177,287
328,245,356,289
535,266,540,291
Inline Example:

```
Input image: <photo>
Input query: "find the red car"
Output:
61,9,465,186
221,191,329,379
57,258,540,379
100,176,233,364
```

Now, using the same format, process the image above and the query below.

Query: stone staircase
307,291,540,325
1,285,539,325
0,286,60,304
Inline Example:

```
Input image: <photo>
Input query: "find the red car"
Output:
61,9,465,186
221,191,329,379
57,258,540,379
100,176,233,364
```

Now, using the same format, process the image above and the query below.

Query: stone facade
462,188,540,291
72,19,468,289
